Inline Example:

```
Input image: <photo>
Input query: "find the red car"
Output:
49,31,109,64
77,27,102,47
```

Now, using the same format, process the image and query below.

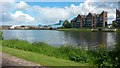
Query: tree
112,21,116,28
63,20,71,28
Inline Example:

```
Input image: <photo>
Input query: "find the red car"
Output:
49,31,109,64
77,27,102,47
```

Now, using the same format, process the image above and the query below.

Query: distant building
71,11,107,28
116,9,120,27
96,11,107,27
2,25,11,29
49,20,64,28
71,14,84,28
84,13,96,28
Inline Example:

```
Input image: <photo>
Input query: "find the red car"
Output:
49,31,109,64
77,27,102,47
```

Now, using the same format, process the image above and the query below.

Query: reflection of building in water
62,31,111,47
115,32,120,42
106,33,116,49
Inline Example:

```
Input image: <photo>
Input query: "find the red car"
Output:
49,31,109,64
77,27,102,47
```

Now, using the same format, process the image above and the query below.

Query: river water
3,30,120,49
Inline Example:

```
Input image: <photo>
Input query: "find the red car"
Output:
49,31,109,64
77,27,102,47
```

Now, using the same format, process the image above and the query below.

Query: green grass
2,46,89,66
0,30,3,52
57,28,91,32
2,39,120,67
116,28,120,32
0,40,2,52
2,40,92,63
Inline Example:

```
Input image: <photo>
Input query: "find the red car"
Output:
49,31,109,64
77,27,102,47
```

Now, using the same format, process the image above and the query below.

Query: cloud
31,0,117,25
1,0,118,25
2,11,34,23
2,12,14,22
16,1,29,10
0,0,15,2
11,11,35,22
0,0,16,25
0,0,16,12
1,0,34,25
89,1,117,23
32,6,70,24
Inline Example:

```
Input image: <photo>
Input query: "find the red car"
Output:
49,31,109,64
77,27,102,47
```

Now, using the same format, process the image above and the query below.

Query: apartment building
116,9,120,27
96,11,107,27
84,13,96,28
71,14,85,28
71,11,108,28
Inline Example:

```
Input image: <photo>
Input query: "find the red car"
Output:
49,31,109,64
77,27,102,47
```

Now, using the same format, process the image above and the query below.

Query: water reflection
3,30,119,48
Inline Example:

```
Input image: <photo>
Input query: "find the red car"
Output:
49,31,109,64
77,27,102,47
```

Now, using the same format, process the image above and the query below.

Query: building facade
71,14,84,28
116,9,120,27
71,11,108,28
96,11,107,27
84,13,96,28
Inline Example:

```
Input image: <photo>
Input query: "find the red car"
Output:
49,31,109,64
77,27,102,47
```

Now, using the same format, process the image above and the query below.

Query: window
117,14,118,17
89,20,91,21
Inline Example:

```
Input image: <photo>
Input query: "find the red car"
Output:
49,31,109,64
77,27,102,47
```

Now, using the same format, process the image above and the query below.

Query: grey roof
90,13,96,16
71,17,77,22
96,14,100,17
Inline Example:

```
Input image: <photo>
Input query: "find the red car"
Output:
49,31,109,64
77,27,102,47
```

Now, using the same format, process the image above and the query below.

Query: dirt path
0,52,2,67
1,52,41,67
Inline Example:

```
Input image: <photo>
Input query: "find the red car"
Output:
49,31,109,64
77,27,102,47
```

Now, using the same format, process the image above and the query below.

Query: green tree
112,21,116,28
63,20,71,28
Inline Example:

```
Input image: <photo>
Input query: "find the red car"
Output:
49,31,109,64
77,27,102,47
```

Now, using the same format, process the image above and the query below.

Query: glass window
117,14,118,17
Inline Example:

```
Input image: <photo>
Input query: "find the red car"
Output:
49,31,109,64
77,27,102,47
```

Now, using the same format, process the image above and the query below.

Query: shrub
2,39,120,67
0,31,3,40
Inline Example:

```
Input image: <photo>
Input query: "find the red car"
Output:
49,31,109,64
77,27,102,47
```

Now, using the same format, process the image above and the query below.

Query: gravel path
0,52,2,67
1,52,41,67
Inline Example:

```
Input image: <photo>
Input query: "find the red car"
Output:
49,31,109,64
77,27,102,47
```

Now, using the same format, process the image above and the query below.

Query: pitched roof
116,9,120,12
96,14,100,17
71,17,77,22
90,13,96,16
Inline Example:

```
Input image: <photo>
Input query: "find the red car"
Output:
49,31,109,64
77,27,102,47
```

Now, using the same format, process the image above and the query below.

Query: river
3,30,120,49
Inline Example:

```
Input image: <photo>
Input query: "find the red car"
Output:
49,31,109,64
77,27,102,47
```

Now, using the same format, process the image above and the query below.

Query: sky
1,0,119,25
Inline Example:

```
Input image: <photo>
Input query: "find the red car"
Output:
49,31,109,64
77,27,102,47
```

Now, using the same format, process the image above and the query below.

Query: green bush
0,31,3,40
2,39,120,67
89,44,111,66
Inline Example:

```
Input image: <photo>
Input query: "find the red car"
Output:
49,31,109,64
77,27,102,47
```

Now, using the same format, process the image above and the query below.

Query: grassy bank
57,28,119,32
2,46,89,66
2,39,120,67
0,31,3,40
116,28,120,32
57,28,91,32
2,40,90,62
0,30,2,51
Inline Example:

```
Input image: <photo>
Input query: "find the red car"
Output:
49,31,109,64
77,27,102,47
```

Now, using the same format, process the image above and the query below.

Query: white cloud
1,0,118,25
33,6,70,24
11,11,34,22
0,0,16,12
16,1,29,10
0,0,15,2
0,0,34,25
31,0,117,25
0,0,16,25
82,0,117,24
2,11,34,24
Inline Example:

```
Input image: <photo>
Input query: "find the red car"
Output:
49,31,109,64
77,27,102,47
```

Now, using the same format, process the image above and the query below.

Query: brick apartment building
71,14,84,28
84,13,96,28
96,11,107,27
116,9,120,27
71,11,108,28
